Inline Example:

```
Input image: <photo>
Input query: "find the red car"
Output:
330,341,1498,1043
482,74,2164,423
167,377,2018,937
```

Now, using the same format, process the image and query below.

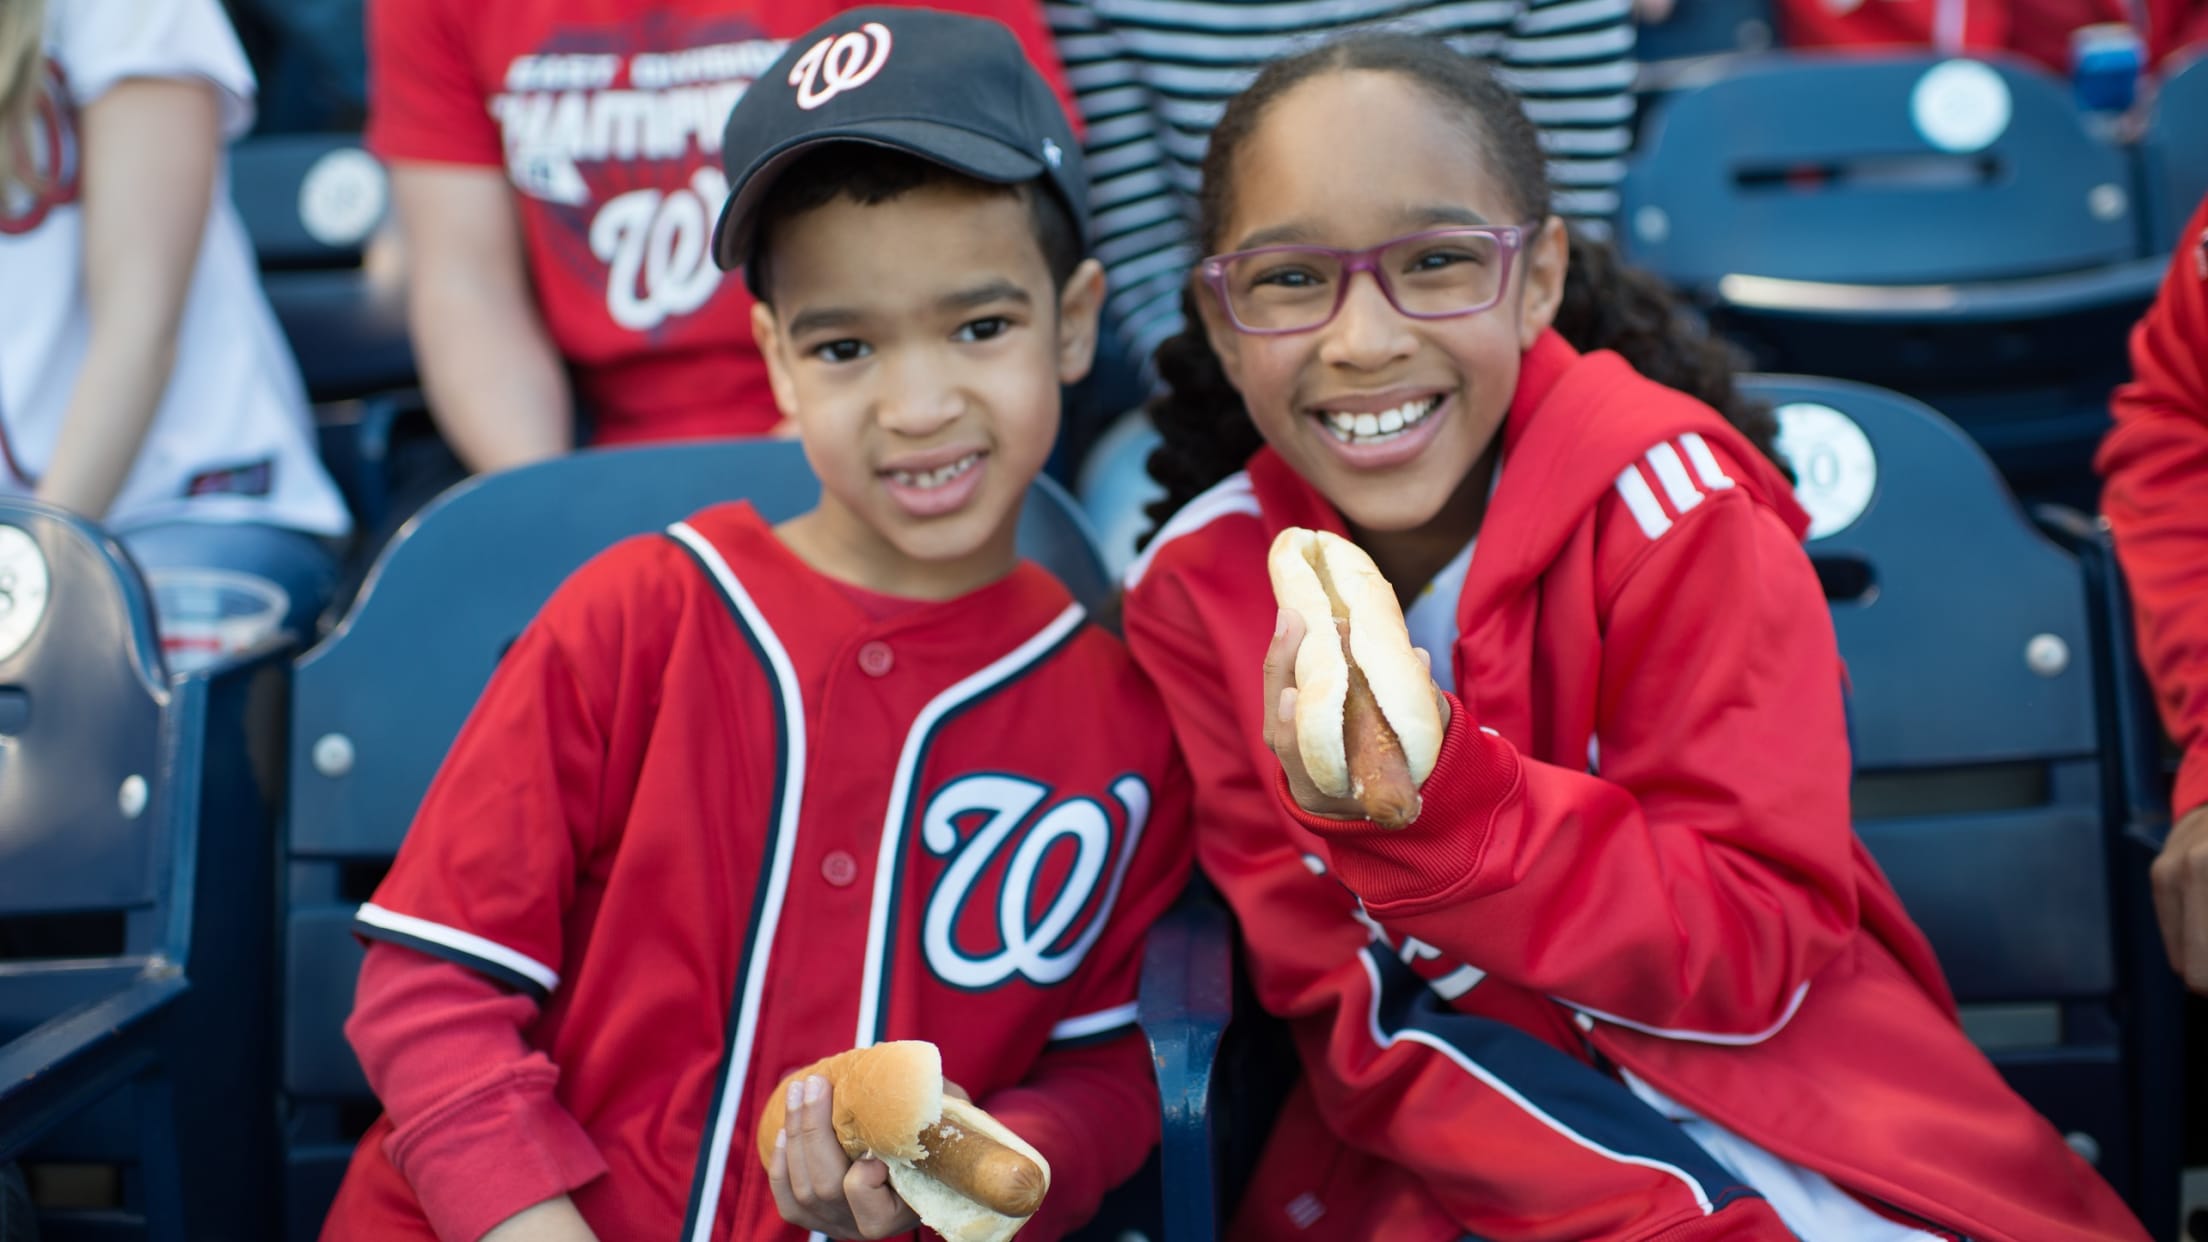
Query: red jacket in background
1774,0,2125,73
2100,194,2208,818
323,504,1190,1241
1122,331,2149,1241
365,0,1076,446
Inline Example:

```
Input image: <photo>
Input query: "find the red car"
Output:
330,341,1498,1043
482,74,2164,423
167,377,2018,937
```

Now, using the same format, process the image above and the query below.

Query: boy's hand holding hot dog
1264,528,1448,827
759,1041,1050,1241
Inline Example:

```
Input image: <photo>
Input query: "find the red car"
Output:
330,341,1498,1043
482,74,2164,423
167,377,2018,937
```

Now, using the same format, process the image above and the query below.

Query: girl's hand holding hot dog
1264,528,1450,828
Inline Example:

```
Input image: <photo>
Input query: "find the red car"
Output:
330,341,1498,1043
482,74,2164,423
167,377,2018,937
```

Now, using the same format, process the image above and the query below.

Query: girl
0,0,351,651
1118,31,2149,1242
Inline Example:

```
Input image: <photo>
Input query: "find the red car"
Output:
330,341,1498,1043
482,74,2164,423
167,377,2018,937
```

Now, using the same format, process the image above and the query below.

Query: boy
319,10,1191,1240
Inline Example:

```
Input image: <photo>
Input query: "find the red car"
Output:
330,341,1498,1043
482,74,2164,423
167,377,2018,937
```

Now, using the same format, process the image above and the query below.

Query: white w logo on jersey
788,22,891,111
920,774,1150,990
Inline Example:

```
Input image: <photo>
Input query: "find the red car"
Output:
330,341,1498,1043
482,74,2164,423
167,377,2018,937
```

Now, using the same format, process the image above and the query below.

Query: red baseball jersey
2101,193,2208,820
323,502,1191,1241
1121,331,2147,1241
364,0,1076,445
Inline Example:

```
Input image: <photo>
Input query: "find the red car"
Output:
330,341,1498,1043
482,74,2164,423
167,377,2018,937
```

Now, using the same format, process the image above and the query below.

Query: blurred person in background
1774,0,2204,77
2098,192,2208,997
361,0,1076,486
0,0,352,652
1044,0,1639,384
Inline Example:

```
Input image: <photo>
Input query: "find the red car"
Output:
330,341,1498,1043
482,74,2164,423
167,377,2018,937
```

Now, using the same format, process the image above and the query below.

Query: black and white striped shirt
1045,0,1638,373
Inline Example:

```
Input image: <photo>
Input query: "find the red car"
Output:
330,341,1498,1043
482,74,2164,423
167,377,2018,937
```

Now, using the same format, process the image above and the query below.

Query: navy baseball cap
712,7,1091,282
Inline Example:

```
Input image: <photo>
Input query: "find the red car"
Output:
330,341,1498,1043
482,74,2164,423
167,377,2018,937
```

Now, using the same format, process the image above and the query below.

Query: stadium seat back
1635,0,1773,62
1622,55,2159,503
1743,375,2176,1228
2141,51,2208,252
1624,54,2138,287
230,132,414,412
279,440,1113,1237
0,500,284,1240
0,509,166,923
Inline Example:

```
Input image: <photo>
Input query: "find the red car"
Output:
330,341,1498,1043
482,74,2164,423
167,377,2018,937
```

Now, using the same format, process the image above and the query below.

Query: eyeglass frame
1197,224,1537,336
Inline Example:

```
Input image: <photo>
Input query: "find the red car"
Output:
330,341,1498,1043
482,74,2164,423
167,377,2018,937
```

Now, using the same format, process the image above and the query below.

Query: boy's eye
812,339,870,363
954,316,1013,343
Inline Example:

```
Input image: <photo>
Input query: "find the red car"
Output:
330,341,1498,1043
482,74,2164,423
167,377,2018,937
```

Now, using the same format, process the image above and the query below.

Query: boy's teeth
889,453,980,489
1317,396,1440,444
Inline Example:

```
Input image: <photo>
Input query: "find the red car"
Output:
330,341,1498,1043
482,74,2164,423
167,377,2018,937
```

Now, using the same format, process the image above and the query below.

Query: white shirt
0,0,350,537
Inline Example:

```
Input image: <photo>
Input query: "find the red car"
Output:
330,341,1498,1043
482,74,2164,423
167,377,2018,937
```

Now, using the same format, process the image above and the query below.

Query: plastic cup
2072,22,2145,116
149,569,289,675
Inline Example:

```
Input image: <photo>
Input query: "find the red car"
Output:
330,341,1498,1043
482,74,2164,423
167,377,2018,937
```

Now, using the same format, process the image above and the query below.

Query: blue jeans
120,519,341,650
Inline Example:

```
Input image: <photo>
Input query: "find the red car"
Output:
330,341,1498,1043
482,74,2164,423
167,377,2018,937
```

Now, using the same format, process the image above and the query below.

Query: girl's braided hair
1142,32,1786,540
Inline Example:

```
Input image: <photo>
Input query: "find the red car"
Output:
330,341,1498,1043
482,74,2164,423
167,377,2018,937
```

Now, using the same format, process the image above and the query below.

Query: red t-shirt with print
366,0,1075,445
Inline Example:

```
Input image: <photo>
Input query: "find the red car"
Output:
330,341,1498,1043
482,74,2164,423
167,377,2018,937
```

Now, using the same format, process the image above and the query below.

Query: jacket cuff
384,1060,606,1242
1275,694,1520,907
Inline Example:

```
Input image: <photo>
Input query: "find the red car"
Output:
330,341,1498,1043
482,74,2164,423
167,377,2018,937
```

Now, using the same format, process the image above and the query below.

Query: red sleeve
346,947,606,1240
358,554,639,983
977,687,1194,1237
365,0,500,166
883,0,1080,135
1282,483,1859,1039
2098,195,2208,817
1124,556,1776,1238
350,541,675,1233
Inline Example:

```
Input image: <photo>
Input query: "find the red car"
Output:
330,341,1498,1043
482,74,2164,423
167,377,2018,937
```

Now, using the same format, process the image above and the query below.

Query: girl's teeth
1317,397,1440,444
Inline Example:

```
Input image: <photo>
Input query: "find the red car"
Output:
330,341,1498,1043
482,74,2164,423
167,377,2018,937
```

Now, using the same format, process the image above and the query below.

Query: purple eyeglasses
1199,225,1532,336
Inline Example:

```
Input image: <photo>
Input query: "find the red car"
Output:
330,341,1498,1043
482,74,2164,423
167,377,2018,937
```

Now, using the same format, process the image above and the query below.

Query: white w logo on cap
789,22,893,111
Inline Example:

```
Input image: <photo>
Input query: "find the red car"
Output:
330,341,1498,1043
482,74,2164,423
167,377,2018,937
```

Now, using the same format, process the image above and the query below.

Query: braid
1555,231,1792,482
1140,287,1264,545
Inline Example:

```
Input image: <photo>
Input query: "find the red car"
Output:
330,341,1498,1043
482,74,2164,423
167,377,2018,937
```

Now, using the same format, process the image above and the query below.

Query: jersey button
857,640,894,677
821,849,859,887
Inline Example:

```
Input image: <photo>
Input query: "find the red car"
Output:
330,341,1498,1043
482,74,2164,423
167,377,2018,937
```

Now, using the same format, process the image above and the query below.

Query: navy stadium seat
1750,373,2180,1236
1632,0,1776,95
278,440,1134,1238
0,499,285,1240
230,133,418,533
1620,55,2163,501
1129,377,2182,1239
2140,52,2208,253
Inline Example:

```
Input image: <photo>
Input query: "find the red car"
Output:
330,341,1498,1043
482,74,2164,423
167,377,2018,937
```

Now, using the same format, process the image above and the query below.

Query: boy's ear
752,300,802,419
1055,257,1107,387
1516,215,1569,350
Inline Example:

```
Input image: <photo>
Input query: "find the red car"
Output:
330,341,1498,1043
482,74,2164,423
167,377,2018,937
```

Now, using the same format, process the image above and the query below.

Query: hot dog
1268,527,1443,827
756,1040,1050,1240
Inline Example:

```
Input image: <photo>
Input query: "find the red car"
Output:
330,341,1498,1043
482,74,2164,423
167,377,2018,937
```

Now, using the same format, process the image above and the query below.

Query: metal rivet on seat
2088,183,2127,221
118,775,147,819
2025,634,2070,677
313,732,356,778
2064,1130,2101,1166
1634,205,1670,245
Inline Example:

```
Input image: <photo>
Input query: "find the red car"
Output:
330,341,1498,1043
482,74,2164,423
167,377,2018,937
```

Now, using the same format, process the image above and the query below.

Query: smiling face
753,178,1102,599
1197,69,1568,547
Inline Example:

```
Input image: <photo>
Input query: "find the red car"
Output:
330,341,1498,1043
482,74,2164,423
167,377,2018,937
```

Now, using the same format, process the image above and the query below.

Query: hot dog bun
1268,528,1443,826
756,1040,1051,1241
